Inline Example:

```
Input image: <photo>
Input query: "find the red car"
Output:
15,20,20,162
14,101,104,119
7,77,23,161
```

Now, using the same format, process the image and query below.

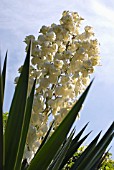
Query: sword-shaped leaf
59,130,91,169
71,122,89,147
90,147,112,170
15,79,36,170
4,42,31,170
52,130,75,170
0,56,3,170
84,132,114,170
28,80,93,170
74,122,114,170
37,120,54,152
2,51,7,100
71,131,101,170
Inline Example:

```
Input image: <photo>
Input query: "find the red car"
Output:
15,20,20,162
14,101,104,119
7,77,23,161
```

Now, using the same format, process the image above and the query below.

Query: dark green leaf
4,42,31,170
74,122,114,170
83,123,114,170
0,56,3,170
2,51,7,100
28,80,93,170
71,131,101,170
59,129,91,169
48,129,75,170
92,147,112,170
86,133,114,170
15,79,36,170
71,122,89,147
37,120,54,152
52,130,75,170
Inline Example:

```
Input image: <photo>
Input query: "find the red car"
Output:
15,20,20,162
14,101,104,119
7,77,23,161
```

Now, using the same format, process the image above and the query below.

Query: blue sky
0,0,114,158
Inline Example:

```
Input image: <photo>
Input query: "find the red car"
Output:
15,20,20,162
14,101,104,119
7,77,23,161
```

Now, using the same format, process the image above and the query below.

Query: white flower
46,31,56,41
40,78,50,89
55,114,62,124
32,141,40,152
48,74,58,84
14,77,19,84
49,66,61,76
55,86,65,96
82,77,90,86
54,60,64,69
28,78,34,94
69,60,82,73
40,25,50,34
38,34,45,45
24,35,35,44
91,55,100,66
33,97,45,113
77,47,85,54
58,44,66,52
27,125,38,147
68,43,78,52
46,89,53,98
47,43,58,54
85,26,93,32
54,52,63,60
46,53,54,61
60,75,70,84
63,32,72,42
43,41,50,47
18,10,100,161
63,50,72,59
39,123,48,133
56,40,63,46
48,99,56,109
51,43,58,52
23,146,34,163
59,108,69,117
61,13,73,24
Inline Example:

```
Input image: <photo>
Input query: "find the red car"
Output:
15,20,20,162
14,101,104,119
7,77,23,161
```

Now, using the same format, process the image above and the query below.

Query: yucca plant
0,42,114,170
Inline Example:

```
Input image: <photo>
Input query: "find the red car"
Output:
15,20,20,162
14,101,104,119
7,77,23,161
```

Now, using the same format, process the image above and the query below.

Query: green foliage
0,43,114,170
64,147,114,170
99,152,114,170
3,112,8,133
63,146,86,169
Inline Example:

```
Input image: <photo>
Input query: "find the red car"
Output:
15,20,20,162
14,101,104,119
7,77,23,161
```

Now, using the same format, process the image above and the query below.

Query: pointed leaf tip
4,44,31,170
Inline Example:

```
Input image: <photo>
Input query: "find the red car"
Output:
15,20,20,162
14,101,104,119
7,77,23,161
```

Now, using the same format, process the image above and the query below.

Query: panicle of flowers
15,11,100,162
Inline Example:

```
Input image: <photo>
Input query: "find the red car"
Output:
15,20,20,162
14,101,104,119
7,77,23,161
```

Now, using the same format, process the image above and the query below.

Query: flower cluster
15,11,100,162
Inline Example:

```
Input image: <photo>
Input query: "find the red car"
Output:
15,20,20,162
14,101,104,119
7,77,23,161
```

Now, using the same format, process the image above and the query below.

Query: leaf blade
37,120,54,153
28,80,93,170
74,122,114,170
14,79,36,170
0,55,3,170
4,42,31,170
84,132,114,170
2,51,7,100
71,131,101,170
59,129,91,169
52,130,75,170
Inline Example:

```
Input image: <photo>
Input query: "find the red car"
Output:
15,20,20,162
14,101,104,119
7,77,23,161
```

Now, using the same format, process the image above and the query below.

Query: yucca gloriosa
0,42,114,170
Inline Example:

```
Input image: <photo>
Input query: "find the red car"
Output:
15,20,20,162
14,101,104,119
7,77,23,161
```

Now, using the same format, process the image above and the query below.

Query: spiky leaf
4,42,31,170
28,80,93,170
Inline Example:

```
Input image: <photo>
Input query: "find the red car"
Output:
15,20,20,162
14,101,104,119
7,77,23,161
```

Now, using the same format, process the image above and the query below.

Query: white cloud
0,0,114,87
90,0,114,23
0,0,114,84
